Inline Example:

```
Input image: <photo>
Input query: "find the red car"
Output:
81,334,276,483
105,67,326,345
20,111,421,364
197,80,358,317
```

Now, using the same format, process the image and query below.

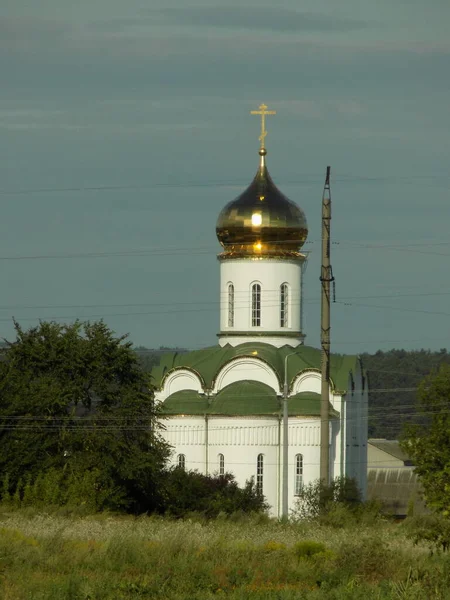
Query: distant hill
134,346,188,374
362,349,450,439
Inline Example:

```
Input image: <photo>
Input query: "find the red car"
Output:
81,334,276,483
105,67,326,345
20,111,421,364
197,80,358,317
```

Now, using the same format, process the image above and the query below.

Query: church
151,105,368,517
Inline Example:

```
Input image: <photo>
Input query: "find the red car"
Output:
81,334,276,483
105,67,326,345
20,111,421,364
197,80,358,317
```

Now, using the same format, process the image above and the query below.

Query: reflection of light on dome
254,242,262,252
251,213,262,226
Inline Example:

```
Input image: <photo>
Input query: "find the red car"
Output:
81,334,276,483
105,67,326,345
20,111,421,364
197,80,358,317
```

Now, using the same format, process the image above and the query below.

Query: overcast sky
1,0,449,354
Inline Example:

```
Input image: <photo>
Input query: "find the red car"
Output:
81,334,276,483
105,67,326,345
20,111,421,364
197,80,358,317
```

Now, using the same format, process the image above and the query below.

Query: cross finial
250,103,276,150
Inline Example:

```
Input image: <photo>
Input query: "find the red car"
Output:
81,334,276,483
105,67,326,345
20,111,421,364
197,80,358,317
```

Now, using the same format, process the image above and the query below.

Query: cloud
154,7,370,34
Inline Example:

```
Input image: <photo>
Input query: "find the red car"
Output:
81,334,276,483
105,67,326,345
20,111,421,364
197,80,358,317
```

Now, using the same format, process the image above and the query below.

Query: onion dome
216,148,308,258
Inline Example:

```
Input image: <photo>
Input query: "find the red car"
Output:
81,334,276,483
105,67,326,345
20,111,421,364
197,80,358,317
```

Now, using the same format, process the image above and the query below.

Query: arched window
280,283,288,328
228,284,234,327
177,454,186,470
218,453,225,476
256,453,264,494
294,454,303,496
252,283,261,327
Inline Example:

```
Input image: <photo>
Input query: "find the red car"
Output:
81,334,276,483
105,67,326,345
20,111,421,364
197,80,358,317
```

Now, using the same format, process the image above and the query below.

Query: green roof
163,390,209,415
161,382,337,417
209,381,279,415
152,342,359,394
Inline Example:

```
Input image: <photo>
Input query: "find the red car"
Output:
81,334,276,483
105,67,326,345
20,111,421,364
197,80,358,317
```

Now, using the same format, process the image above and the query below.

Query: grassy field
0,508,449,599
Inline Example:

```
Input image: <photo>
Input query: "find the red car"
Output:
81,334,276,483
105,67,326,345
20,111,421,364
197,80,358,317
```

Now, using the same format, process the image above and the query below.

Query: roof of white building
161,380,339,417
152,342,360,394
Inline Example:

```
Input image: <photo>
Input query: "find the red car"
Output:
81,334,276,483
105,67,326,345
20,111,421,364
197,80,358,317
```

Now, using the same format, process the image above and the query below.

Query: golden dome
216,149,308,259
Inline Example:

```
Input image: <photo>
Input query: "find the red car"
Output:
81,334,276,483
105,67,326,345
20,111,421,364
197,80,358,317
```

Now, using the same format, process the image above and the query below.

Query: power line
1,172,449,196
2,288,450,313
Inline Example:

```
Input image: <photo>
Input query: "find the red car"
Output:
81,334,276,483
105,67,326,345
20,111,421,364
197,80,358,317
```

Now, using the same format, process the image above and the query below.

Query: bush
291,476,362,521
292,540,328,560
160,468,268,518
404,513,450,553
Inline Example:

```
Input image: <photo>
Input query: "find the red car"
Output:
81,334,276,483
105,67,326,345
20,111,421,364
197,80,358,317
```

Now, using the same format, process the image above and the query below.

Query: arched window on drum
280,283,289,328
228,284,234,327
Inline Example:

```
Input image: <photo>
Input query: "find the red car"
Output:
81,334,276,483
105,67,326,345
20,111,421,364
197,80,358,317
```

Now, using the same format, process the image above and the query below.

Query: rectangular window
252,284,261,327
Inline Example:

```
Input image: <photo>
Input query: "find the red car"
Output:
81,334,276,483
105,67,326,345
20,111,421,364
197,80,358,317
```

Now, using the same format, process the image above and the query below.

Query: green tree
0,320,169,512
401,364,450,514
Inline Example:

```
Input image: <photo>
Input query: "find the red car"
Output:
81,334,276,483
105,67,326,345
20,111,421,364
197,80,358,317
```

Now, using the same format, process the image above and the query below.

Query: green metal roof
209,381,279,415
152,342,359,394
288,392,339,418
162,390,209,415
160,382,337,417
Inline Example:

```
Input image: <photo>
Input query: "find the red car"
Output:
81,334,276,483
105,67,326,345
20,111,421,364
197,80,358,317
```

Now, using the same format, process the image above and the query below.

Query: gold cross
250,103,276,149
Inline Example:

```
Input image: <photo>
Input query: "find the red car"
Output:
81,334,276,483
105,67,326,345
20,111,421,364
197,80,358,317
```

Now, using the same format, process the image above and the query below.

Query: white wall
163,414,330,517
219,257,305,347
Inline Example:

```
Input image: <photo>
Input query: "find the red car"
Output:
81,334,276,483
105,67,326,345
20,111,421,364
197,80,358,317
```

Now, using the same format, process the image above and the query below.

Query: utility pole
320,166,334,485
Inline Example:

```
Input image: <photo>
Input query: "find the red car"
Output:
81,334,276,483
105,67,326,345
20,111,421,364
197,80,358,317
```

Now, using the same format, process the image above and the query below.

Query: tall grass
0,506,448,599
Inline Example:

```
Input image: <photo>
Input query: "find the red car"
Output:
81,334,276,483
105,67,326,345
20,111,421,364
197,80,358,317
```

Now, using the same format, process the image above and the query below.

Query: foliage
135,345,187,373
362,348,450,438
405,513,450,554
292,540,327,559
401,364,450,514
160,468,268,518
291,476,362,521
0,320,170,513
1,510,450,599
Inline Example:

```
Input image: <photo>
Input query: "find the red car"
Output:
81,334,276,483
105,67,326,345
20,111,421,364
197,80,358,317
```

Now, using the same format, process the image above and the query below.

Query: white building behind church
152,106,368,517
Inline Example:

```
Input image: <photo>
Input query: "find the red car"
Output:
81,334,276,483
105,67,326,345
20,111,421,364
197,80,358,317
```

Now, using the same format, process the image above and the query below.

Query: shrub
160,468,268,518
404,513,450,553
293,540,327,560
291,476,362,521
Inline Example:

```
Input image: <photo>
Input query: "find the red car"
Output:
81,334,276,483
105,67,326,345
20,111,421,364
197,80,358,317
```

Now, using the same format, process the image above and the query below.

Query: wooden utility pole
320,166,333,484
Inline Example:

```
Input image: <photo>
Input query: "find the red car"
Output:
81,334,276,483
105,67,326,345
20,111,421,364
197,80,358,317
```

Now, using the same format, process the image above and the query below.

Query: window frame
294,453,303,496
228,283,234,327
256,453,264,494
177,453,186,470
280,283,289,328
251,283,261,327
218,453,225,476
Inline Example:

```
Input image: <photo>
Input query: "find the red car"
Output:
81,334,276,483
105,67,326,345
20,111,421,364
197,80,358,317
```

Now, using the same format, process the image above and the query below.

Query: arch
227,283,234,327
212,356,280,394
294,454,303,495
251,282,261,327
280,283,289,328
157,368,204,402
177,454,186,470
218,453,225,476
256,453,264,494
292,370,334,396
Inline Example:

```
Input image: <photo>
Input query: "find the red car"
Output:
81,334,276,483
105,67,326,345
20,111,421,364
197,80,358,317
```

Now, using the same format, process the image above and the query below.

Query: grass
0,507,450,599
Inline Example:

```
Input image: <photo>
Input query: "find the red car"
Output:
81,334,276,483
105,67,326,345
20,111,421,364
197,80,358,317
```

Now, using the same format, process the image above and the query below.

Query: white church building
152,106,368,517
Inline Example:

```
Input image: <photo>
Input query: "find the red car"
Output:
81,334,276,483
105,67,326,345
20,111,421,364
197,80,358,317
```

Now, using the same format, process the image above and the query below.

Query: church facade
152,106,368,517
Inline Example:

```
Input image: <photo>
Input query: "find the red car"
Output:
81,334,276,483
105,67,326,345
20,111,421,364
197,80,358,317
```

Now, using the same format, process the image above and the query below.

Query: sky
1,0,450,355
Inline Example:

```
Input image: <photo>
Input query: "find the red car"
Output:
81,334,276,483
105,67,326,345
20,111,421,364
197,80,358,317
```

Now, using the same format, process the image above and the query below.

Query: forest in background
137,346,450,440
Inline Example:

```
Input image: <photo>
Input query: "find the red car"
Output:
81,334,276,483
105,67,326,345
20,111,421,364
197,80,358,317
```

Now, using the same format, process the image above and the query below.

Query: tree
401,364,450,514
0,320,170,512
